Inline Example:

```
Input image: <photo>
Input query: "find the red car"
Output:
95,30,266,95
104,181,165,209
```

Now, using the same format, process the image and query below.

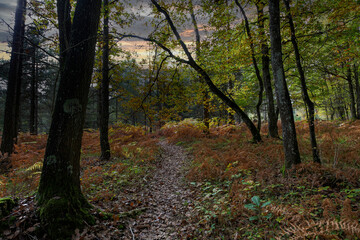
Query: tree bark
346,67,357,120
257,0,279,138
1,0,26,155
354,64,360,119
269,0,301,168
57,0,72,71
37,0,102,238
30,46,38,135
283,0,320,163
99,0,111,160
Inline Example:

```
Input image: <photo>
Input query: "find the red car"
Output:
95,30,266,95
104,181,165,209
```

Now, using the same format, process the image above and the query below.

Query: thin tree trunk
37,0,102,238
235,0,263,131
30,46,37,135
269,0,301,168
1,0,26,155
346,67,357,120
257,1,279,138
283,0,320,163
151,0,261,142
189,0,210,132
100,0,111,160
354,64,360,119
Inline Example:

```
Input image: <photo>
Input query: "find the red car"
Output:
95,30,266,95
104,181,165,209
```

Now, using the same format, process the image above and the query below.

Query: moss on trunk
39,195,94,240
0,197,17,232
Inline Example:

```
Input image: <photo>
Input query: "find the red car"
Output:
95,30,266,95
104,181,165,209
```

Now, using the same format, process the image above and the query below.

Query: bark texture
37,0,102,238
346,67,357,120
269,0,301,168
57,0,72,70
1,0,26,155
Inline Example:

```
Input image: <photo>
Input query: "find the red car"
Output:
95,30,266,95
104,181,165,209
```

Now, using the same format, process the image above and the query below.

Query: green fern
25,162,43,175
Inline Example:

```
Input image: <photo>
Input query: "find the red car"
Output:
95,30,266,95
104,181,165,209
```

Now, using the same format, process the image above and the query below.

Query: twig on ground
130,225,135,240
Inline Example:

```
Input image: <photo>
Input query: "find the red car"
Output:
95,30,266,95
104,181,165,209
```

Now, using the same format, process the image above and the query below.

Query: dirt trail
122,141,197,240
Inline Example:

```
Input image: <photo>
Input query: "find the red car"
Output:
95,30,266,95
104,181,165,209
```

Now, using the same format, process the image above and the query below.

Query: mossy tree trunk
37,0,102,239
1,0,26,155
269,0,301,169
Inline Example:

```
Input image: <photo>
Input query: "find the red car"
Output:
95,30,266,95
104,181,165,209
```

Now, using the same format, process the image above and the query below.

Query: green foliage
244,196,272,222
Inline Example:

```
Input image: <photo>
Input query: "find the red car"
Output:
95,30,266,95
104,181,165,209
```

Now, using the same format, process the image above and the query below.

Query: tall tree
269,0,301,168
37,0,102,238
1,0,27,155
235,0,264,131
283,0,320,163
257,0,279,138
99,0,111,160
189,0,210,132
354,64,360,119
346,67,357,120
29,37,39,135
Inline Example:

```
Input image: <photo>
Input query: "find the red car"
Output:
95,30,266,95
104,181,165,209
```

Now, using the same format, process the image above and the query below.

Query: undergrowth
1,120,360,239
164,120,360,239
0,123,160,207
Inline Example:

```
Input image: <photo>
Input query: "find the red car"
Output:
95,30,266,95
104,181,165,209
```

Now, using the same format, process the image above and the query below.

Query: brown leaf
26,226,36,233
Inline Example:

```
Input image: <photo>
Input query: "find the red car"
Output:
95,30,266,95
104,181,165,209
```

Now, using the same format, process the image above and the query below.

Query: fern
279,219,360,239
25,161,43,174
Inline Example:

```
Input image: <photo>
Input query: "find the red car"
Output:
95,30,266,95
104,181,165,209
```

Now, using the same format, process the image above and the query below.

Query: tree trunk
354,64,360,119
57,0,72,71
269,0,301,168
99,0,111,160
30,47,38,135
257,1,279,138
203,91,210,129
1,0,26,155
235,0,263,131
37,0,102,238
283,0,320,163
346,67,357,120
151,0,261,142
189,0,210,132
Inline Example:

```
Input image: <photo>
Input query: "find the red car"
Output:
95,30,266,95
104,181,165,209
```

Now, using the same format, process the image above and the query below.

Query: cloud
0,1,16,43
0,3,15,11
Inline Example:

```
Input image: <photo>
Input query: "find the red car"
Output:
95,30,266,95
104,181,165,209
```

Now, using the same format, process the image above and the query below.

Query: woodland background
0,0,359,239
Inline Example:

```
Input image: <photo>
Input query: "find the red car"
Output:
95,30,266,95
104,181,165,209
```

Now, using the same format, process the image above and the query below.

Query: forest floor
119,141,198,239
1,120,360,239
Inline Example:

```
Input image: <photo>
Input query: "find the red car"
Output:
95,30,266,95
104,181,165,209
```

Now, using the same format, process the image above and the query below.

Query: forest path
123,141,197,239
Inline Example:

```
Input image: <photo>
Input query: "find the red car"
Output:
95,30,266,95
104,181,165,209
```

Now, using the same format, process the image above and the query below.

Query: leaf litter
1,140,200,239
